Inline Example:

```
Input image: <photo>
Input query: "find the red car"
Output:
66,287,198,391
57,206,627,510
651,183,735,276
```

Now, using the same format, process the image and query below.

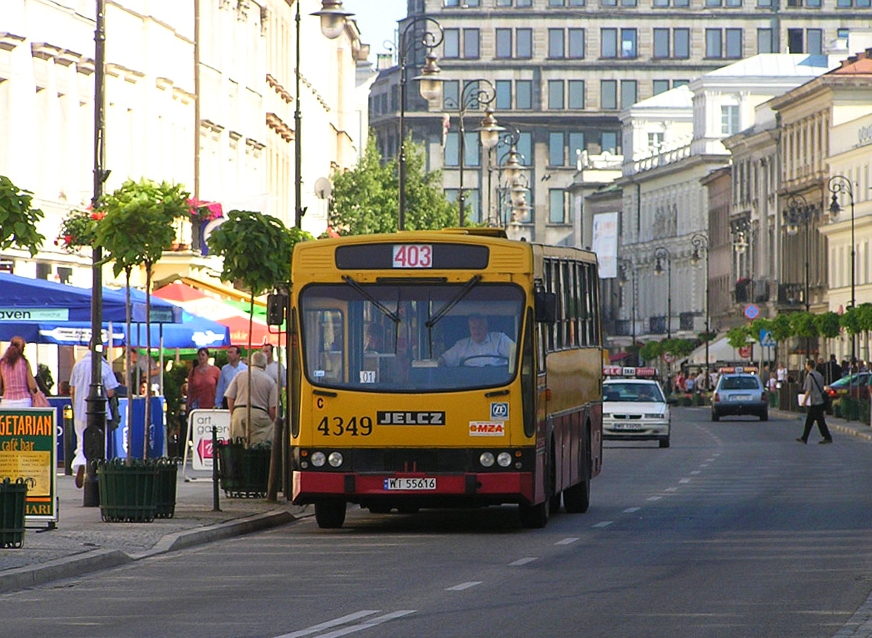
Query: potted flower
56,208,104,253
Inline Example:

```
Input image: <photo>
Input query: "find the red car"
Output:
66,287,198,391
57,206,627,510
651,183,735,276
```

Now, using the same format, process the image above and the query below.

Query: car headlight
328,452,344,467
479,452,495,467
311,451,326,467
644,413,665,419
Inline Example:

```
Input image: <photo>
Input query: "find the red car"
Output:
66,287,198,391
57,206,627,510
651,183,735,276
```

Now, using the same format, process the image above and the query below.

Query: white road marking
679,478,691,484
665,487,678,492
509,557,539,566
555,537,579,545
317,611,417,638
623,507,641,513
647,496,662,501
274,610,382,638
691,471,701,475
447,581,482,591
592,521,613,528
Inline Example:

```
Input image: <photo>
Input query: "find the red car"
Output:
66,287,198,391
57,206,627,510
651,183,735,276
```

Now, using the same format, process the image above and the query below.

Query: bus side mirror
535,289,557,324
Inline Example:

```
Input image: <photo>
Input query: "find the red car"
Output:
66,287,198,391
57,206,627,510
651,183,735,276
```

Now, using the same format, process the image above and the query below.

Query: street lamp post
397,16,444,230
691,233,710,390
653,247,672,339
783,192,819,357
489,122,525,227
828,175,856,362
444,79,501,226
296,1,353,230
618,257,637,366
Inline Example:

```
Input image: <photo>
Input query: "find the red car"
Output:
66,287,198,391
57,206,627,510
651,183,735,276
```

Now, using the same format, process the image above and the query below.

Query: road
4,408,872,638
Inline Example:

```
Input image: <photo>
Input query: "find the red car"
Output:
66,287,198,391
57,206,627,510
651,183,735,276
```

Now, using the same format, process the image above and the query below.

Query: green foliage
328,136,456,235
790,311,818,338
726,326,751,348
95,178,190,277
815,311,842,339
207,210,309,297
0,175,45,256
769,313,793,342
662,338,696,358
639,341,663,363
749,318,771,340
57,209,103,253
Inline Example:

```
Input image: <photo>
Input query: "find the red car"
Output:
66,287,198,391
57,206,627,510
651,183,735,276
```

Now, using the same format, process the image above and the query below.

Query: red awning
609,352,629,363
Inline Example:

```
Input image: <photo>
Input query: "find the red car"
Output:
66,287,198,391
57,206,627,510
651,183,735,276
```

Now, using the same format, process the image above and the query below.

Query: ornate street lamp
653,246,672,339
618,257,637,366
444,79,500,226
396,17,444,230
487,120,525,227
828,174,856,362
691,233,710,390
295,1,352,230
783,192,819,357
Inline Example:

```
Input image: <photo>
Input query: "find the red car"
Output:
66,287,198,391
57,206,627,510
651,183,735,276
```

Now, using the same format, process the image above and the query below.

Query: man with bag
797,358,833,445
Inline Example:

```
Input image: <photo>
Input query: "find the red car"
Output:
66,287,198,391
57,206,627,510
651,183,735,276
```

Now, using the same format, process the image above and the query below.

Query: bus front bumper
293,471,534,506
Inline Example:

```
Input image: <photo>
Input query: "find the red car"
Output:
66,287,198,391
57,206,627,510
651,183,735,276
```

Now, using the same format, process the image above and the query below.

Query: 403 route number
317,415,373,436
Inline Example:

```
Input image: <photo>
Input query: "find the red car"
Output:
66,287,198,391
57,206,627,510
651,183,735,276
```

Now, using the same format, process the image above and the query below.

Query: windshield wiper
425,275,482,329
342,276,400,325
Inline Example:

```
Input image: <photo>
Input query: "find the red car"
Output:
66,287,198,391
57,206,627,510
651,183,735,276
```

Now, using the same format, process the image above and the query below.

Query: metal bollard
63,404,74,476
211,426,221,512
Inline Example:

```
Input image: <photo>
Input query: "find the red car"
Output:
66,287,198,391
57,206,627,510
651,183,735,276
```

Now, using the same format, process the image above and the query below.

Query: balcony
649,316,667,335
777,283,804,307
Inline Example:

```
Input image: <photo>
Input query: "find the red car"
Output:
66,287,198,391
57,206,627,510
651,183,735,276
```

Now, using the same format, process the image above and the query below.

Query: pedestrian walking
797,358,833,445
0,336,40,408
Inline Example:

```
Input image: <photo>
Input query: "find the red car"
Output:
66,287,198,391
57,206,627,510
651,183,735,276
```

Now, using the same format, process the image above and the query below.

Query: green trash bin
217,439,270,498
155,457,180,519
97,459,159,523
0,478,27,549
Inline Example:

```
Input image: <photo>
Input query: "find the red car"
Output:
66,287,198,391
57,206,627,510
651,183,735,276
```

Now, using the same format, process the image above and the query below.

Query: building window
721,105,739,135
807,28,823,54
549,190,567,223
602,0,617,5
443,80,459,111
496,29,512,58
706,29,723,58
601,28,617,58
463,29,480,59
497,0,513,5
758,0,772,5
757,28,774,53
463,131,480,167
653,29,670,58
569,132,585,162
548,80,565,110
621,80,637,109
673,79,689,88
568,80,585,109
517,28,533,58
601,80,617,110
706,0,721,4
838,28,850,39
495,80,512,110
674,28,690,58
518,0,532,5
653,0,668,5
549,132,565,166
601,131,618,154
621,29,637,57
516,80,533,109
548,29,565,58
648,132,664,152
568,29,585,58
725,28,742,57
444,29,460,58
725,0,742,5
653,79,670,95
445,131,460,166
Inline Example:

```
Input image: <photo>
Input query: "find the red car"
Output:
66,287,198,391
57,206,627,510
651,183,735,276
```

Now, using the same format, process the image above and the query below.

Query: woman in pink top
0,336,39,408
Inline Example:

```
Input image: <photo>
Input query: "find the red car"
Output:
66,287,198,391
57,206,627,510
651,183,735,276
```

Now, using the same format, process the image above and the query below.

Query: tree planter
216,439,270,498
97,459,158,523
0,478,27,549
155,457,180,519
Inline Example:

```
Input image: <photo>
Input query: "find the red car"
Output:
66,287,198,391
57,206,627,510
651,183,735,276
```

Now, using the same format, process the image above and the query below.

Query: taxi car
603,375,671,448
711,369,768,421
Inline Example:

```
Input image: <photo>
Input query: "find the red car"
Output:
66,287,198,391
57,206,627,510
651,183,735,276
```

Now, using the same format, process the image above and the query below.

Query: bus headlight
328,452,344,467
497,452,512,467
311,451,326,467
479,452,495,468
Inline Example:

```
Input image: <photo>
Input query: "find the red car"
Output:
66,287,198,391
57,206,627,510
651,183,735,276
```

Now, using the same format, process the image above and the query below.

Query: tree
96,178,190,459
0,175,44,256
329,136,456,235
207,210,311,446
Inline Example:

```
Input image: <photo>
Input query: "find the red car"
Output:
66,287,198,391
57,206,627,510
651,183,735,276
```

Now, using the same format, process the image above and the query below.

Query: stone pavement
0,466,309,594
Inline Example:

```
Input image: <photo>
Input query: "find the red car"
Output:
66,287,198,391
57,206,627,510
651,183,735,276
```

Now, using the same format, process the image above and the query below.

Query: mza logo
469,421,505,436
490,402,509,420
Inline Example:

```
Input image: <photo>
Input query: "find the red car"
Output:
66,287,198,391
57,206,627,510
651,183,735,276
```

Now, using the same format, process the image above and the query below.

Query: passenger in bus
438,314,514,367
364,323,385,352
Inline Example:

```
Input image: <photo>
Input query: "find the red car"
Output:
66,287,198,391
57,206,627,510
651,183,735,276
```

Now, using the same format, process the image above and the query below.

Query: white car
603,379,671,448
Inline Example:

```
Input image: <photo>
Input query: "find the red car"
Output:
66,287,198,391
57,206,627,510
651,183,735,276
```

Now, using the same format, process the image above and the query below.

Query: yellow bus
289,229,603,528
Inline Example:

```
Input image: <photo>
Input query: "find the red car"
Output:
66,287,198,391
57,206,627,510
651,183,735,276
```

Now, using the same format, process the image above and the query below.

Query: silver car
603,379,671,448
711,373,768,421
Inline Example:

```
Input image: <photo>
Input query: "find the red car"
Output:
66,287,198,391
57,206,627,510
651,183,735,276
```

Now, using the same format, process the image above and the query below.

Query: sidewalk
772,406,872,443
0,468,309,594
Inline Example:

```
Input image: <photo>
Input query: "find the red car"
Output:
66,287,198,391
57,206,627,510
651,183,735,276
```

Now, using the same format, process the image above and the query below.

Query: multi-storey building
369,0,868,247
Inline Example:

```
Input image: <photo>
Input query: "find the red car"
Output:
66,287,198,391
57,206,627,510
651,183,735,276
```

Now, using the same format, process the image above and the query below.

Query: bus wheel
315,500,347,529
564,428,591,514
519,499,549,528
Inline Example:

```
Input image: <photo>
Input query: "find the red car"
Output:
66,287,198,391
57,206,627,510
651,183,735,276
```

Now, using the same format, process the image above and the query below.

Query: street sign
738,345,752,359
662,353,676,363
760,330,776,347
744,304,760,320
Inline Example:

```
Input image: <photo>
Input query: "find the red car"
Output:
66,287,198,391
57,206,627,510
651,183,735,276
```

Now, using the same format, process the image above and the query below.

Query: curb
0,510,298,595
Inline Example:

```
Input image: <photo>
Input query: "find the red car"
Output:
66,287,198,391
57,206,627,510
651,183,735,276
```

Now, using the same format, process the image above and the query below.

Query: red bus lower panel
293,471,534,506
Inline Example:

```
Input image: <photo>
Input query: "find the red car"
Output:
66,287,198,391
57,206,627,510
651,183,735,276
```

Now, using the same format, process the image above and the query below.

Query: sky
343,0,407,62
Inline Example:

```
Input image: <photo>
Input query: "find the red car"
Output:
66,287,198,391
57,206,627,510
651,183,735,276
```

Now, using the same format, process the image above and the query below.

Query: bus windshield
299,282,524,393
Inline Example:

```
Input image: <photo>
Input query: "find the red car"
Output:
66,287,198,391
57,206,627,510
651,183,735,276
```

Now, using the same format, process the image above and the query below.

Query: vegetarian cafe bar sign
0,308,70,321
0,408,58,525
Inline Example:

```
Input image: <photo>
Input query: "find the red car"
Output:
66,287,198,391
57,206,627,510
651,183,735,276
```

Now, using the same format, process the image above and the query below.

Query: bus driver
438,314,514,367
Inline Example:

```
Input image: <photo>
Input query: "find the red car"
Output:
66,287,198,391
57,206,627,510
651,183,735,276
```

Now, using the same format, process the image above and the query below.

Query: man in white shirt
262,343,286,388
69,350,119,488
439,315,514,367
